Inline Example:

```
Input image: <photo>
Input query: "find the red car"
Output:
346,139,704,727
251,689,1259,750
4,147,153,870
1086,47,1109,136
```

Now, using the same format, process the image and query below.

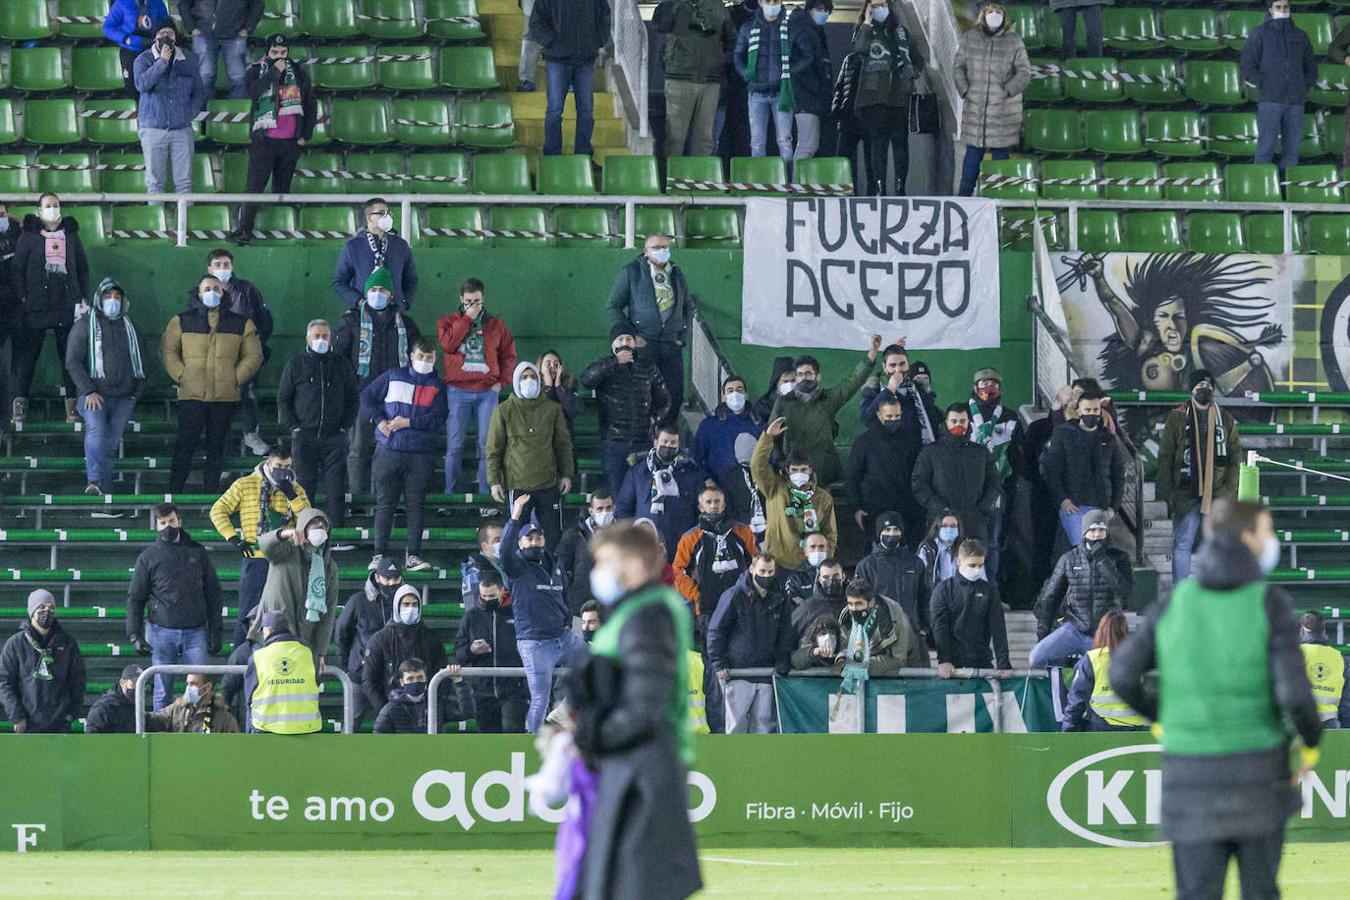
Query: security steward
246,611,321,735
1300,611,1350,729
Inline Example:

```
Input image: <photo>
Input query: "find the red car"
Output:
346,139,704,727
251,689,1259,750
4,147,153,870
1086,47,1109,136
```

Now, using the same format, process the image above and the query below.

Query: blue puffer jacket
358,363,446,455
500,517,569,641
1239,16,1317,105
734,10,788,95
104,0,169,53
133,48,209,130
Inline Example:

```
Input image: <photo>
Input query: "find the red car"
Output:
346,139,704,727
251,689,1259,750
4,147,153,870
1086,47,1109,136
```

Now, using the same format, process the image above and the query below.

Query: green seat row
983,158,1346,204
0,603,462,619
1026,56,1346,108
1022,108,1348,157
0,491,588,507
0,567,462,584
1107,390,1350,405
1005,5,1338,54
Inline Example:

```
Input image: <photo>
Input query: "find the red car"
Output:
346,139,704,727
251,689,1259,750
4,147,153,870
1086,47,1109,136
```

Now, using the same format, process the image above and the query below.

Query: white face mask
0,218,9,234
789,471,811,488
1271,9,1291,18
1259,535,1281,573
590,566,625,605
200,290,222,309
778,381,796,396
592,510,615,528
398,605,421,625
411,358,435,375
806,550,827,567
489,541,501,558
40,206,61,223
725,391,747,412
984,11,1003,28
960,564,987,581
519,377,541,399
209,266,233,284
307,528,328,547
185,684,202,706
309,338,330,354
374,213,394,233
101,298,123,319
761,3,782,17
648,247,671,265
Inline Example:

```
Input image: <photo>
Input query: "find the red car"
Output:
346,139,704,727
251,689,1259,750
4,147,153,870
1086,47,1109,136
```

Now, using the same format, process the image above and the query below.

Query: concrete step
1143,500,1168,520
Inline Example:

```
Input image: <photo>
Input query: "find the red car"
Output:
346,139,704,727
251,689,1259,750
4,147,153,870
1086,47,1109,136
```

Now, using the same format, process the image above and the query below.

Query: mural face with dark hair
1322,278,1350,392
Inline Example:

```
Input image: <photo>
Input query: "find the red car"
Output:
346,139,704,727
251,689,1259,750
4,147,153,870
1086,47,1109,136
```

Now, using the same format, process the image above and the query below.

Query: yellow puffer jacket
210,466,311,556
161,301,262,402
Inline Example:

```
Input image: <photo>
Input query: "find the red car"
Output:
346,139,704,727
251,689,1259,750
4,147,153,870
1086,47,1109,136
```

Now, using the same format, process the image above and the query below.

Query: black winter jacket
1035,543,1134,637
0,622,86,732
179,0,264,38
243,55,317,142
930,574,1011,669
363,620,449,705
557,517,600,615
85,686,137,733
706,571,795,673
126,531,223,641
911,435,1001,539
278,347,360,438
454,603,528,701
580,353,671,447
1040,422,1125,511
373,689,429,734
65,304,147,400
855,543,930,638
334,574,397,673
183,275,273,348
529,0,611,64
333,306,423,388
0,215,23,314
845,422,923,521
790,583,846,639
10,215,89,330
788,9,832,117
220,639,254,727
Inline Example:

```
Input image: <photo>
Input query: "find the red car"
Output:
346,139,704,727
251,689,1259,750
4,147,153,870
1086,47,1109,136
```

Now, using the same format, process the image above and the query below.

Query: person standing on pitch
1112,499,1322,899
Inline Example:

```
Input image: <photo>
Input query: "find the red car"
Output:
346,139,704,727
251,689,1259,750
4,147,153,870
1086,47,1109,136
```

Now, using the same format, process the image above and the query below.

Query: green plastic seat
630,207,676,241
1042,8,1085,52
425,206,485,247
186,204,233,239
308,98,332,147
1246,214,1297,253
81,100,139,145
537,155,596,194
378,45,436,90
602,155,660,195
205,100,253,145
1327,114,1345,160
554,208,612,246
313,45,377,90
998,212,1061,251
455,99,515,149
730,156,788,194
1306,215,1350,254
1024,109,1085,154
794,156,853,191
1065,58,1123,104
440,46,499,90
0,154,29,192
1143,110,1205,157
0,101,18,145
1085,109,1141,155
667,156,725,193
1206,112,1258,158
300,0,359,37
489,207,546,246
36,153,95,195
408,152,470,193
330,98,393,144
1187,213,1245,254
1184,60,1242,105
72,47,125,93
1301,13,1335,55
299,206,357,238
1162,9,1220,52
472,152,532,194
346,152,406,193
22,100,81,145
61,206,105,247
1077,211,1121,253
0,3,53,39
1102,160,1161,201
426,0,486,40
260,0,300,37
1300,113,1325,160
1309,64,1349,107
359,0,422,38
392,99,453,146
192,153,218,193
251,206,298,241
98,152,146,194
1022,57,1063,103
1222,10,1265,51
977,158,1036,200
11,48,70,92
1161,162,1222,203
1103,7,1162,52
1284,164,1343,204
110,205,169,242
1120,58,1182,105
1041,159,1100,201
1224,163,1280,203
292,152,344,193
1005,5,1043,50
684,208,741,249
1122,211,1183,252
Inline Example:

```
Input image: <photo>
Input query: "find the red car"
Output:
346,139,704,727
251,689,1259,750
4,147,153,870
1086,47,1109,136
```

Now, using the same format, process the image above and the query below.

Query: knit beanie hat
973,367,1002,386
1082,509,1109,536
27,588,56,615
610,321,636,340
1189,368,1216,390
364,266,393,294
151,18,179,38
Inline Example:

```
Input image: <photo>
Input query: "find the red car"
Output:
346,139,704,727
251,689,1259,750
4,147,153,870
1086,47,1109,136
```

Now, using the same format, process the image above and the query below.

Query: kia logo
1046,744,1167,848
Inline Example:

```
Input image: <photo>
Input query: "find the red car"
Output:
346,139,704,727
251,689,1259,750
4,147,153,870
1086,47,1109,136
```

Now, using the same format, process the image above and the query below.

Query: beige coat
954,16,1032,149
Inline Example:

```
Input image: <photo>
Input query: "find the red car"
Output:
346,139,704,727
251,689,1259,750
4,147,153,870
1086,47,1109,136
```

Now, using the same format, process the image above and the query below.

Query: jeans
78,394,137,490
518,630,588,732
234,556,269,645
373,447,435,557
649,339,685,419
1171,506,1204,582
1057,5,1104,58
544,61,596,156
518,0,541,84
724,679,776,733
1057,504,1101,547
861,104,910,195
986,496,1006,582
192,33,248,98
238,136,303,234
139,126,195,194
601,438,639,493
171,399,236,493
147,623,209,710
959,145,1010,196
1173,828,1284,900
292,429,350,526
748,92,794,161
12,325,74,399
664,80,721,158
794,113,821,161
1255,101,1303,170
1028,621,1093,669
444,385,499,494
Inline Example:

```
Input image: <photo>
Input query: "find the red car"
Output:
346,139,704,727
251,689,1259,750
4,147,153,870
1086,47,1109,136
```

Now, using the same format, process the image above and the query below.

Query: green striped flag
774,677,1058,733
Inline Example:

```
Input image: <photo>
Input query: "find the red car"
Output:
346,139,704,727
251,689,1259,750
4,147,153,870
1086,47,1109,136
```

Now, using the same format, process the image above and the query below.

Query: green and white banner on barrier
774,676,1059,733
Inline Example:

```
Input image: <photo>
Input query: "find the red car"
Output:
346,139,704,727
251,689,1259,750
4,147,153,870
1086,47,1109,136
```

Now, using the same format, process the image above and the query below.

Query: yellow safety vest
251,639,322,735
1088,646,1148,728
1301,643,1345,723
688,650,710,735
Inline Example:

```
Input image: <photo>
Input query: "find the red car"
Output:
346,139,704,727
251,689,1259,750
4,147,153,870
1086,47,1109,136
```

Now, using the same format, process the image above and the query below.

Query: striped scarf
746,18,795,112
839,608,874,696
357,306,408,378
87,309,144,382
251,59,303,132
305,547,328,622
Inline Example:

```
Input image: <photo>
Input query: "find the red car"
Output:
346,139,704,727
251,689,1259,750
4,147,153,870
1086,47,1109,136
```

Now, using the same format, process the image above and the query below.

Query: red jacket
436,311,518,391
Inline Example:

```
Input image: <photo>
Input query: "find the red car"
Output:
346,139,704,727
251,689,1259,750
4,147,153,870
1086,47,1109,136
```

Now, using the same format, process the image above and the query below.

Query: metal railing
134,663,354,735
688,309,738,418
906,0,964,140
610,0,650,141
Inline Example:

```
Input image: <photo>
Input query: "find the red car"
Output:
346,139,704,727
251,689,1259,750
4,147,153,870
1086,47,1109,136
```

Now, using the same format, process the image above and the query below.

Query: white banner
741,197,1002,350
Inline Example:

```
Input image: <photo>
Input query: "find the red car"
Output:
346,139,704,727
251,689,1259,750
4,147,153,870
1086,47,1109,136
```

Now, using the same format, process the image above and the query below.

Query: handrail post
134,664,247,734
986,677,1004,734
321,666,354,735
624,199,636,249
175,197,188,248
427,668,451,734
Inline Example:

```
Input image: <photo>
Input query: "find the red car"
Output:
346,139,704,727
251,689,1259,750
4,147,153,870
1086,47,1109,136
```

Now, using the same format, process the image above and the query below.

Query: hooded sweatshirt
485,361,576,492
362,584,448,704
65,277,146,400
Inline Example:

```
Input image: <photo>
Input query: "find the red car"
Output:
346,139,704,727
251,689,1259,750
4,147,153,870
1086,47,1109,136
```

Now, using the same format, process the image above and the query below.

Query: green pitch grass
4,845,1347,896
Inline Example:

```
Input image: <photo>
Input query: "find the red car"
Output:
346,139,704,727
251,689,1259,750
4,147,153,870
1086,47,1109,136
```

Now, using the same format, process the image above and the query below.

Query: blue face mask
872,5,890,22
101,298,122,319
1259,536,1281,573
812,10,830,25
590,567,625,606
939,526,959,544
185,684,202,705
403,681,427,697
366,290,389,311
200,290,222,309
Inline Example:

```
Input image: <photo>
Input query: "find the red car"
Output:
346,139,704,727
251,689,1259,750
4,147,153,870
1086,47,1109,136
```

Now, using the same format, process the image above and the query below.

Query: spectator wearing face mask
847,397,924,542
529,0,611,156
581,323,672,492
335,556,403,724
1050,0,1109,59
580,600,603,637
198,249,274,455
791,612,843,670
783,531,831,604
753,355,797,423
966,368,1022,580
770,335,886,486
851,0,924,196
373,658,432,734
1025,386,1076,589
929,540,1012,677
452,570,528,733
858,343,940,445
210,446,311,643
65,278,146,495
953,3,1031,196
247,508,340,660
220,609,258,727
246,610,321,734
1062,608,1147,732
693,375,766,506
558,492,615,614
916,510,964,592
104,0,170,92
707,553,795,732
787,0,834,161
0,590,86,733
1039,388,1125,547
85,664,144,734
1031,510,1133,669
333,268,423,494
853,512,930,653
734,0,794,161
146,672,240,733
333,198,419,311
127,502,224,710
752,418,838,569
606,235,691,417
616,425,707,562
723,432,769,540
790,557,847,638
462,521,508,611
0,203,19,353
279,319,359,527
363,585,449,711
673,486,758,627
134,20,209,194
486,361,575,549
537,349,582,434
162,273,263,493
1240,0,1316,170
835,577,927,674
9,193,90,425
911,404,1001,540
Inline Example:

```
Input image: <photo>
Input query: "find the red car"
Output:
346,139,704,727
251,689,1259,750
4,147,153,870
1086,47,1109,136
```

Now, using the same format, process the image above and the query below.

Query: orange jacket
672,523,758,616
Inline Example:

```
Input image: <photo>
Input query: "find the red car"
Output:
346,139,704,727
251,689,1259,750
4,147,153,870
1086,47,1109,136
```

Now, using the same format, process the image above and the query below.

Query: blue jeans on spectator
986,496,1006,581
444,385,499,495
192,33,248,99
1171,505,1204,583
544,61,595,156
78,394,136,491
1058,504,1100,547
1028,621,1093,669
959,145,1010,196
748,92,794,161
601,438,639,493
147,623,209,710
518,630,588,732
1255,101,1303,170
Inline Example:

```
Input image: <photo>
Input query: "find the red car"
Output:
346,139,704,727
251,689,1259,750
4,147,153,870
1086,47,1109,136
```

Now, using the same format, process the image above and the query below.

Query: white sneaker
243,431,270,456
367,554,382,571
405,555,432,572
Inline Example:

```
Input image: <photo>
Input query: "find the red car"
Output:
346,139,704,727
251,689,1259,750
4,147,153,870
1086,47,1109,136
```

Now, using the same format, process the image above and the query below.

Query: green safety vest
687,650,709,736
1087,646,1147,728
1156,579,1286,756
1301,643,1345,722
250,639,321,735
589,585,695,766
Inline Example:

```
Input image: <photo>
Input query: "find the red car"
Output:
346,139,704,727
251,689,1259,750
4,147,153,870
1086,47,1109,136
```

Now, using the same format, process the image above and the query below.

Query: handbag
830,30,864,119
909,74,940,135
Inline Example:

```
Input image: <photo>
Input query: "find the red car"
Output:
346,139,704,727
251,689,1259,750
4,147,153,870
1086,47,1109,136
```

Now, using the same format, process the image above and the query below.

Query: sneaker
405,554,433,572
230,227,252,247
64,397,79,424
243,431,270,456
517,79,536,92
84,483,102,496
11,396,26,424
368,553,382,572
331,543,356,552
478,507,500,518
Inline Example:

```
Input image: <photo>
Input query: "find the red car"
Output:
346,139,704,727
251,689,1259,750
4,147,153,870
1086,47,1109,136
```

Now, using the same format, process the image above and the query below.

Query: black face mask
880,534,903,550
880,419,902,433
158,526,180,544
1080,414,1102,430
481,597,501,610
851,609,869,624
583,629,596,643
700,512,726,532
656,446,678,463
521,547,545,563
377,581,401,599
753,574,775,592
34,609,55,630
1193,387,1214,406
794,379,819,399
820,577,843,597
1084,539,1102,554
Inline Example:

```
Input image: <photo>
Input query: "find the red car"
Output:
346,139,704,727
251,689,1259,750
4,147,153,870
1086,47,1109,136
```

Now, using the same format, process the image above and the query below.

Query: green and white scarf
87,308,144,382
746,18,795,113
786,486,820,537
460,312,489,374
25,632,55,682
357,305,408,378
969,399,1015,477
252,60,304,132
839,608,875,696
305,547,328,623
